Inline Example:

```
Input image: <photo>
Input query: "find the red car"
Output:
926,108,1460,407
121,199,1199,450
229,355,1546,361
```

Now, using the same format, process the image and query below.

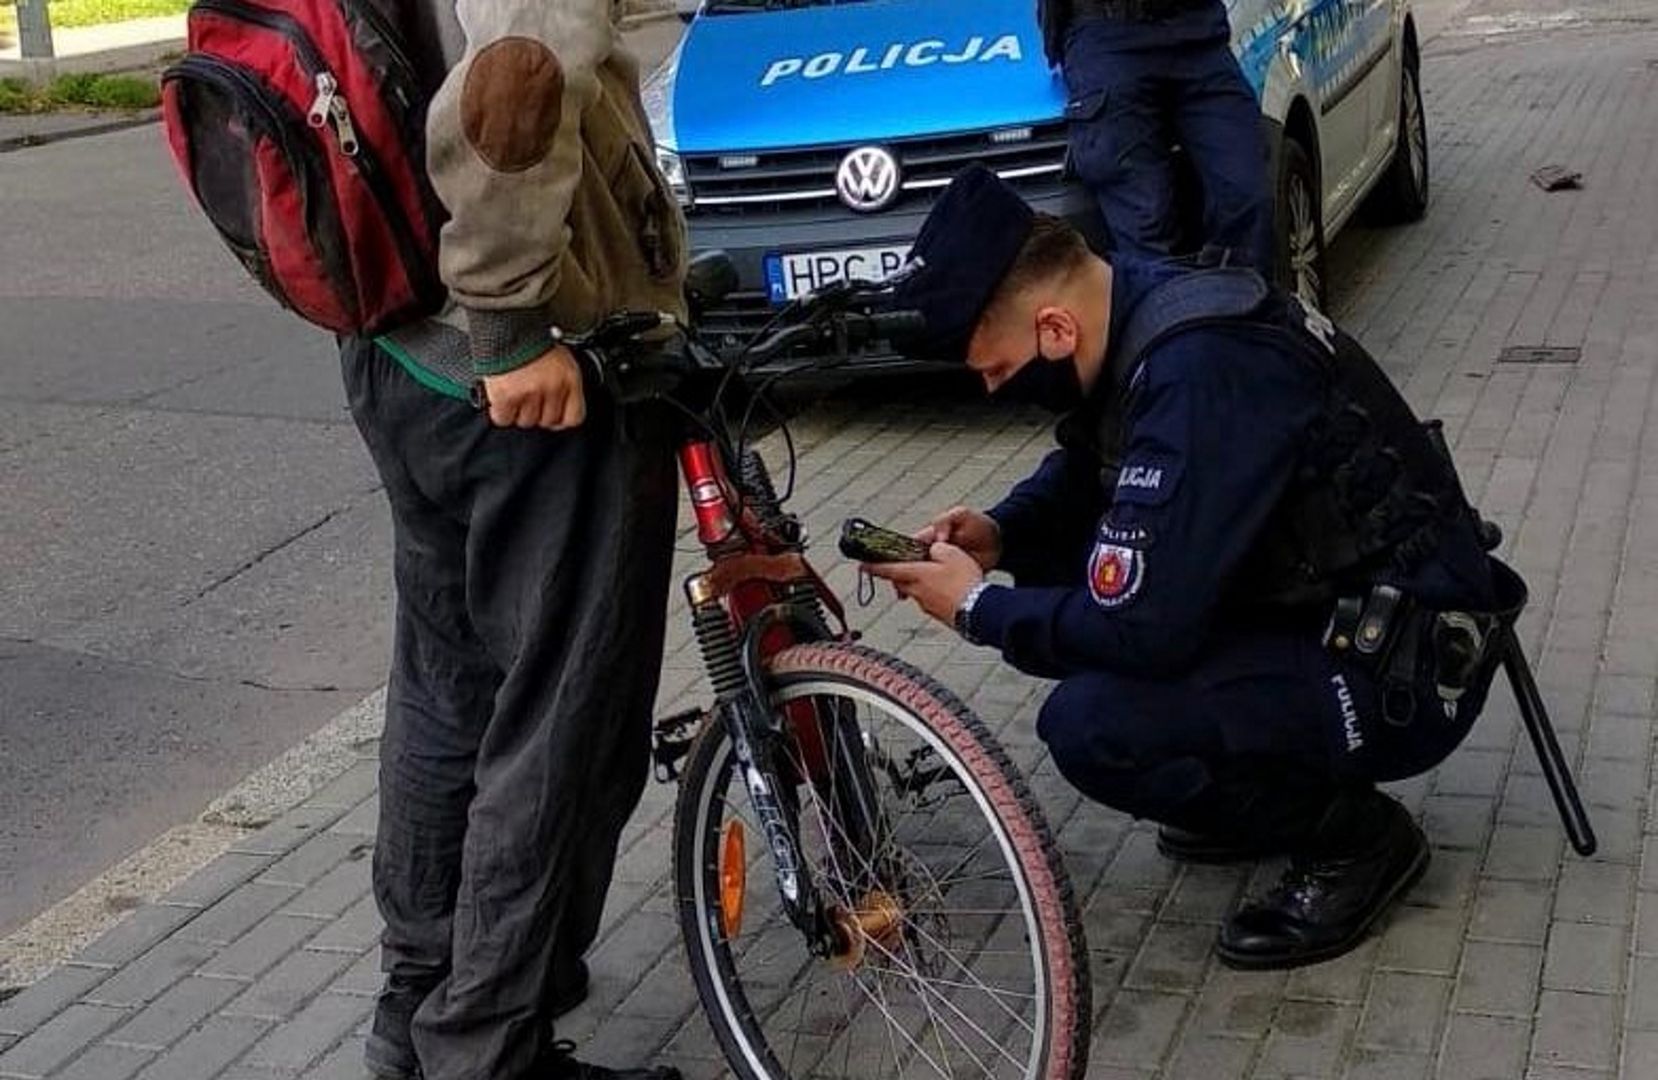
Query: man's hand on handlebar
481,345,587,431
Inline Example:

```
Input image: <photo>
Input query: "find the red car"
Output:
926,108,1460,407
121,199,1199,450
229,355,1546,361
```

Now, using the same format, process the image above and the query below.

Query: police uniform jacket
971,261,1497,681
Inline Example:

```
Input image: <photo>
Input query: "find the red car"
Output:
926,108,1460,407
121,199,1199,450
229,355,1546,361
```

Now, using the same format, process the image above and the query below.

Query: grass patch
1,0,191,33
0,70,157,111
0,76,30,111
46,70,159,107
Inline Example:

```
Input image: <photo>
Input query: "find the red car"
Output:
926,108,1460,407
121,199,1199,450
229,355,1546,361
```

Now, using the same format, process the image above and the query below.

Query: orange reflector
719,820,747,939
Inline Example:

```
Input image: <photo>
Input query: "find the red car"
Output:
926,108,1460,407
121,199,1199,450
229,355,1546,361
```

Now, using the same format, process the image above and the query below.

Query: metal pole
16,0,55,60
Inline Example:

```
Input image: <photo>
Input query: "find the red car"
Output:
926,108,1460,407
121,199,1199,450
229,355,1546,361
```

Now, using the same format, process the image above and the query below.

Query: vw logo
835,146,901,212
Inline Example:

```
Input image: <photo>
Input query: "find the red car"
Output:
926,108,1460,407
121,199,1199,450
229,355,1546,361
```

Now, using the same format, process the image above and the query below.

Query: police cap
892,164,1035,363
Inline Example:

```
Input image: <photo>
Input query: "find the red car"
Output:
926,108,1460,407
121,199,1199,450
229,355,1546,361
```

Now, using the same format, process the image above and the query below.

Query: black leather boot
1156,824,1294,864
1216,789,1428,970
1154,771,1322,864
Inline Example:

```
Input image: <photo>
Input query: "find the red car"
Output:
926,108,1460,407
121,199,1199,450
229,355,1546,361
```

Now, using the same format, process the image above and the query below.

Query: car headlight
655,146,691,207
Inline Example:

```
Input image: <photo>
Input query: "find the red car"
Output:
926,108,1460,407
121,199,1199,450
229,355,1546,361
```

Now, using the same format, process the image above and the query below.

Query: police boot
1154,775,1320,865
542,1040,682,1079
1216,789,1428,970
1156,825,1295,864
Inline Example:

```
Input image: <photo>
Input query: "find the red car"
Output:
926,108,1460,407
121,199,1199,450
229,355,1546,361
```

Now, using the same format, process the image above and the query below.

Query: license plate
764,244,911,303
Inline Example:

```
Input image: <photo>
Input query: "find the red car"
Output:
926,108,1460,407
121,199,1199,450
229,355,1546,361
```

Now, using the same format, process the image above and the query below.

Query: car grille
697,289,789,347
684,122,1069,216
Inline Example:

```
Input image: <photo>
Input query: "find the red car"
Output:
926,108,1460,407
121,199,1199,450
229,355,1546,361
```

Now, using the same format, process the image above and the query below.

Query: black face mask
991,324,1084,413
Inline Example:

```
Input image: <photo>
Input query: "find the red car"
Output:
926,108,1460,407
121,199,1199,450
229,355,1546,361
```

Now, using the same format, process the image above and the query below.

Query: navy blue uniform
968,263,1495,831
1059,3,1274,270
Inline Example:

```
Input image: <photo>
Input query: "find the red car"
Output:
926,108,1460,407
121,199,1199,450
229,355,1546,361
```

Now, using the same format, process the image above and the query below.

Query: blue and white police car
643,0,1429,355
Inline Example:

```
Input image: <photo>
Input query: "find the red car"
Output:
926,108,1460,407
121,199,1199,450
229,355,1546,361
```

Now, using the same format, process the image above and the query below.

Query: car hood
661,0,1066,153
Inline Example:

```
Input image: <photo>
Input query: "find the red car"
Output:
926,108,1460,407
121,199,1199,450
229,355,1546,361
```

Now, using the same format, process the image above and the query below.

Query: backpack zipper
189,0,434,310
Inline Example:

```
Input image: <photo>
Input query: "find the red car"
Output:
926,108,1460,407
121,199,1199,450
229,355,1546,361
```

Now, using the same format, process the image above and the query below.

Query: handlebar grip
869,309,926,342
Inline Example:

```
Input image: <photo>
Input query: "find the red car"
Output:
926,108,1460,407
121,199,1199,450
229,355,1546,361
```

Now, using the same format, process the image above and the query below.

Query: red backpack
161,0,445,336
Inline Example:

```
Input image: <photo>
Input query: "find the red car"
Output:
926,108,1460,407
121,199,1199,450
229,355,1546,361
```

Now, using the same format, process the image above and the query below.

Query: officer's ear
1033,305,1080,359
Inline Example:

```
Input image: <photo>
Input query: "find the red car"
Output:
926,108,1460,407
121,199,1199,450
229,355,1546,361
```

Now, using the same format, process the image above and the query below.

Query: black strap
1112,267,1272,376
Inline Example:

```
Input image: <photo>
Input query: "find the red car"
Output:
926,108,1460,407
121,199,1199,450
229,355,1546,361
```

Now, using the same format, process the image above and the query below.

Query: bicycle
565,254,1091,1080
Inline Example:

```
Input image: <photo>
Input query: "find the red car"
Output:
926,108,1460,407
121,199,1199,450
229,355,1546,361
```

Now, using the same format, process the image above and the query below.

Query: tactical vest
1068,267,1479,614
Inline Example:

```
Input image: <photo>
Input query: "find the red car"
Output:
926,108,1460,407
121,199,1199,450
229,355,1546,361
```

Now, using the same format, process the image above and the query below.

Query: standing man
344,1,687,1077
1042,0,1275,270
871,167,1509,968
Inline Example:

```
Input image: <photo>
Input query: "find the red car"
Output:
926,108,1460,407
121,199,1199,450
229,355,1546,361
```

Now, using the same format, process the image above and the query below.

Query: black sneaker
550,958,591,1018
364,963,592,1080
542,1039,682,1079
1216,792,1429,970
364,979,429,1080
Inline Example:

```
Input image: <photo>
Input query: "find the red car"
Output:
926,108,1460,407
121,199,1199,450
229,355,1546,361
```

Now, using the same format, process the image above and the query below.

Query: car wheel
1366,55,1430,223
1275,138,1328,311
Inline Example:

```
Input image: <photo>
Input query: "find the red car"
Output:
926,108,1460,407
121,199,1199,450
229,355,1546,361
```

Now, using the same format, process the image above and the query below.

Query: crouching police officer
1041,0,1274,270
871,166,1508,969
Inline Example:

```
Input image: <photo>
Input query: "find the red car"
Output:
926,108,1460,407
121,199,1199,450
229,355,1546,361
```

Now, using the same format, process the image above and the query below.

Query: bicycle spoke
860,933,1019,1076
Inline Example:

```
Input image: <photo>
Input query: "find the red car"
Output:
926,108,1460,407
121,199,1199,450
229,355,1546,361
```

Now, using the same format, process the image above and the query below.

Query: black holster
1324,584,1502,728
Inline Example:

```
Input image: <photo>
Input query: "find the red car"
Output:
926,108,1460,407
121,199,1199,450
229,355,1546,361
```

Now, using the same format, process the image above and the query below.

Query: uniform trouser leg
1168,45,1275,271
1061,48,1181,261
1034,631,1356,838
342,341,679,1080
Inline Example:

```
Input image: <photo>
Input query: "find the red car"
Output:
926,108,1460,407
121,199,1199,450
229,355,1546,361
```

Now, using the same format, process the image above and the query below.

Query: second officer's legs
1170,45,1276,271
1062,37,1181,261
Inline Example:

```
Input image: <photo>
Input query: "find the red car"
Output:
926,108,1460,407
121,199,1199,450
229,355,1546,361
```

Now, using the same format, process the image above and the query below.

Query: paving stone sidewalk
5,20,1658,1080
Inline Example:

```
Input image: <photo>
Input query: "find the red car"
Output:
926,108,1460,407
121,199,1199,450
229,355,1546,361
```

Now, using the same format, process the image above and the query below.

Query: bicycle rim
676,652,1070,1079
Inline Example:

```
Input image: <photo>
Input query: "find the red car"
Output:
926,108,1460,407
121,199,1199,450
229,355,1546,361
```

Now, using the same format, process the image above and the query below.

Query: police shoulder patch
1113,454,1182,507
1088,537,1145,610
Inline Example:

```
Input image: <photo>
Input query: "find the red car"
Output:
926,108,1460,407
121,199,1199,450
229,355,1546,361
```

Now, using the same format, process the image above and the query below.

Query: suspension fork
686,575,832,951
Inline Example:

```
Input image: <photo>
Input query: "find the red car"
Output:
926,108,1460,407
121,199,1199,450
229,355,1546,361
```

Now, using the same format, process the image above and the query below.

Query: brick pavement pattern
5,17,1658,1080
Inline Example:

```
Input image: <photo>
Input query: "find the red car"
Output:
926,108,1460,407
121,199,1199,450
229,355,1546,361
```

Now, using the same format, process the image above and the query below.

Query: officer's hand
866,543,984,627
916,507,1001,572
480,344,587,430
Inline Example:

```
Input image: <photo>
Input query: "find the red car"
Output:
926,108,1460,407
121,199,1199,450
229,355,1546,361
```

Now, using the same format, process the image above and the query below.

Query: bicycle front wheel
673,642,1089,1080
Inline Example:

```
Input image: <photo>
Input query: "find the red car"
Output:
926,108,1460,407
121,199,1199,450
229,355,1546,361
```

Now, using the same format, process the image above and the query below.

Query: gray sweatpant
343,340,679,1080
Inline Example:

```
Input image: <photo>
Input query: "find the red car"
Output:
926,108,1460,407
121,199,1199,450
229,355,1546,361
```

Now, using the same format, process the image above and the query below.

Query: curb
0,108,159,153
0,689,385,990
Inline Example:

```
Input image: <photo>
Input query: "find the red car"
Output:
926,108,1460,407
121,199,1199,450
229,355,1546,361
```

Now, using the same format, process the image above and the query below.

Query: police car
643,0,1428,357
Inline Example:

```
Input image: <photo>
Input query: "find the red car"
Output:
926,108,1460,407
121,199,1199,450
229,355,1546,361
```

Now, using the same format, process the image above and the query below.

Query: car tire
1366,54,1430,223
1275,138,1328,311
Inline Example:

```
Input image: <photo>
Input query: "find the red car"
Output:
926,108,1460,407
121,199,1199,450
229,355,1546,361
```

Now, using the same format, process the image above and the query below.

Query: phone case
839,518,931,563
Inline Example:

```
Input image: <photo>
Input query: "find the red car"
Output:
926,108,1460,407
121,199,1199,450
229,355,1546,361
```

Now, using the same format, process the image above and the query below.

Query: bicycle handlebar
567,281,926,400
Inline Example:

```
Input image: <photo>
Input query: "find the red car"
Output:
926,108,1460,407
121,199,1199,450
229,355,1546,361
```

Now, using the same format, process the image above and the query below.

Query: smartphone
839,517,932,564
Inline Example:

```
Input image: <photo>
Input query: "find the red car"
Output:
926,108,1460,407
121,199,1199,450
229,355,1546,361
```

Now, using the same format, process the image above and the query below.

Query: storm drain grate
1498,346,1582,364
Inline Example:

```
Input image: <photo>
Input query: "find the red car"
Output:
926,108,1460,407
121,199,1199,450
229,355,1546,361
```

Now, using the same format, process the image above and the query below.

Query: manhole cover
1498,346,1581,364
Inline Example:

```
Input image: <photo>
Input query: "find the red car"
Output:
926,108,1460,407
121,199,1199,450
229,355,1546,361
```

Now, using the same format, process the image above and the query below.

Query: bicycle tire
672,641,1089,1080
